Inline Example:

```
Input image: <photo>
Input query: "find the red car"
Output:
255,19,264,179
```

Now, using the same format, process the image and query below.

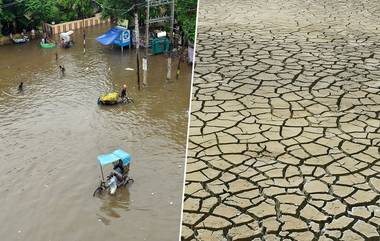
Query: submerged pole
176,52,181,80
167,0,175,80
143,0,150,86
134,1,141,90
82,6,86,54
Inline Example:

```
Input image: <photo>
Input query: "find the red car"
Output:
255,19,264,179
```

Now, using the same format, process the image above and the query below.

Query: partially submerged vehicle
97,92,133,105
93,149,134,196
12,35,29,44
60,30,74,48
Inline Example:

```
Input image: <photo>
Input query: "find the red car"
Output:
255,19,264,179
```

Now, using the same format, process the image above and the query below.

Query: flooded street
0,25,191,241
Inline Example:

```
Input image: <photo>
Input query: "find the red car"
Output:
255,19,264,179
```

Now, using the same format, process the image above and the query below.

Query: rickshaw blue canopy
97,149,131,166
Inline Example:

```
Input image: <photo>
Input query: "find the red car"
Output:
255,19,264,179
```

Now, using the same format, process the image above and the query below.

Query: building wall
44,13,110,35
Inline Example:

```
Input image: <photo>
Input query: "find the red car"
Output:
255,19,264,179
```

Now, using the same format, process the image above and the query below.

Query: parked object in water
93,149,134,196
12,35,29,44
40,42,56,49
97,92,133,105
59,30,74,48
151,36,170,55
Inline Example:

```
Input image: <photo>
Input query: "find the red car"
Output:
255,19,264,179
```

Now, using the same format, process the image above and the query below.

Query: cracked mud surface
181,0,380,240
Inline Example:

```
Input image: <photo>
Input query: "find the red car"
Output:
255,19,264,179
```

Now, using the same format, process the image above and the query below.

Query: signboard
118,19,129,28
121,30,130,44
157,31,167,38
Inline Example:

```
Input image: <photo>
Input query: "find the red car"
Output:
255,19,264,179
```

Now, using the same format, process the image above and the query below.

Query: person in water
120,84,127,99
113,159,125,182
18,82,23,92
59,65,65,75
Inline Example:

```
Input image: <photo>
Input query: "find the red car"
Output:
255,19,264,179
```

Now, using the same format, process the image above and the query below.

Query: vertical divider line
178,0,201,240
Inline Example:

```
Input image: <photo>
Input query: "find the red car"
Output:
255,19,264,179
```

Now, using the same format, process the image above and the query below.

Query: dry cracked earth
181,0,380,240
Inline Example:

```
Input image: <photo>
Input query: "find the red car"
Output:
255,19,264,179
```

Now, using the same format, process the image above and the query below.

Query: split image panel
1,0,380,240
0,1,196,241
181,0,380,240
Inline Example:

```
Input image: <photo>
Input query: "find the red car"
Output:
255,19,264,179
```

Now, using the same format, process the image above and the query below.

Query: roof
97,149,131,166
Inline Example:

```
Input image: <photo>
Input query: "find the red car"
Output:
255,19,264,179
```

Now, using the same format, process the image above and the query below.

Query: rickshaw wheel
93,186,104,197
126,178,134,185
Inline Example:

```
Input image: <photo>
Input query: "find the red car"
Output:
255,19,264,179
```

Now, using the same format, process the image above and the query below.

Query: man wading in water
18,82,23,92
120,84,128,100
59,65,65,75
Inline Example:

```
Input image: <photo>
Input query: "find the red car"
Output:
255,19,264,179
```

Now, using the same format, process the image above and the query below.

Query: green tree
100,0,143,23
176,0,197,43
25,0,59,25
0,0,3,34
0,0,28,34
58,0,96,21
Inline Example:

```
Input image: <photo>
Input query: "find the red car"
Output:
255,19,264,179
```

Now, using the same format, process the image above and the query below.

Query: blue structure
96,27,131,50
97,149,132,166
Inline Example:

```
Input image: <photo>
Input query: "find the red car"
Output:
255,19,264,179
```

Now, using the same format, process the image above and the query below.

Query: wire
91,0,145,15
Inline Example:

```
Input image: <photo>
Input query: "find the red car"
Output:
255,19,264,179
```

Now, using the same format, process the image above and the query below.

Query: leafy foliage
0,0,197,41
176,0,197,43
0,0,98,34
25,0,59,25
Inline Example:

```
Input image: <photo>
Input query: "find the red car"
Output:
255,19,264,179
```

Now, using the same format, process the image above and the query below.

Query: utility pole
167,0,175,80
134,0,141,90
82,3,86,54
144,0,175,81
143,0,150,86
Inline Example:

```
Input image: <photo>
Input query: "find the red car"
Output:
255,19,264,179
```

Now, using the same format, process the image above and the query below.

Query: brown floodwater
0,25,191,241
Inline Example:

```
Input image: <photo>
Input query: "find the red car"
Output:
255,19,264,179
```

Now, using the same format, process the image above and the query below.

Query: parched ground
182,0,380,240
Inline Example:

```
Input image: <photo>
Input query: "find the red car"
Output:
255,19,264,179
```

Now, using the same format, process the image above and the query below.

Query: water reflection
97,187,131,224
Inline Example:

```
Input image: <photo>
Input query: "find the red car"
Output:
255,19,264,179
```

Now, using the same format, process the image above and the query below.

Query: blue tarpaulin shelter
96,27,131,48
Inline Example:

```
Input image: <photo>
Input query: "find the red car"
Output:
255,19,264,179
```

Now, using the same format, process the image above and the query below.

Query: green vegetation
0,0,98,35
0,0,197,43
176,0,197,43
